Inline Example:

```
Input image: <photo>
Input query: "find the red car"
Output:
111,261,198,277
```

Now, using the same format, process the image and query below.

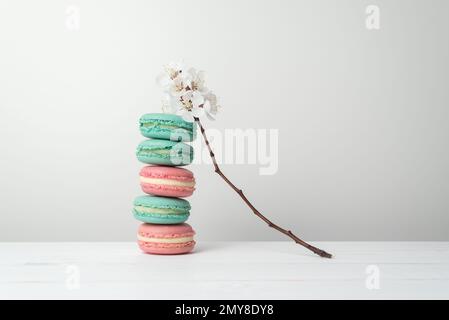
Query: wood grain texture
1,242,448,299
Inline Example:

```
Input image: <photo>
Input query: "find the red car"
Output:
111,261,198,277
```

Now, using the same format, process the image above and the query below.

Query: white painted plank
0,242,448,299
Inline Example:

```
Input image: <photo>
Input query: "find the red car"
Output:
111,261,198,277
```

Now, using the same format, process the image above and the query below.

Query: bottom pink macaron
137,223,196,255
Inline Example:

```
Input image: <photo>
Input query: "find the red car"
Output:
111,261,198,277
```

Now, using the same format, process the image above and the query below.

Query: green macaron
133,195,190,224
139,113,196,142
136,139,194,166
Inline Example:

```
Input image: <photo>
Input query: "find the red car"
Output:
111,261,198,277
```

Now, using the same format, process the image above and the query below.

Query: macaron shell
139,113,196,142
140,184,194,198
138,222,195,236
140,166,195,198
140,165,194,179
137,223,196,255
138,241,195,255
136,139,194,166
133,211,189,224
133,195,191,211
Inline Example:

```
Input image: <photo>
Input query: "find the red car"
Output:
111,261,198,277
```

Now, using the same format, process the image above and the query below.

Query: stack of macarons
134,113,197,255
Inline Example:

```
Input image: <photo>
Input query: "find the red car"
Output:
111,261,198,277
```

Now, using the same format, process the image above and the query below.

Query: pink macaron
137,223,196,255
139,166,196,198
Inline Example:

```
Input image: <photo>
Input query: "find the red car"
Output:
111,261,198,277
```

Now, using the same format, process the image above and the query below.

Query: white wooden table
1,242,448,299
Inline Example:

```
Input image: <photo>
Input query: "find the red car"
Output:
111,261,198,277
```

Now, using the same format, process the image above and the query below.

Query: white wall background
0,0,448,241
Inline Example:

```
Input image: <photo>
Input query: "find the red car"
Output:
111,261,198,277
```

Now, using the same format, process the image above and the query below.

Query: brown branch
194,117,332,258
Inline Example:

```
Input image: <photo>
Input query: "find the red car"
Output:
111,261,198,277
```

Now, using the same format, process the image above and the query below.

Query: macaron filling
133,206,185,214
137,235,194,243
136,142,193,165
140,177,195,187
138,149,172,156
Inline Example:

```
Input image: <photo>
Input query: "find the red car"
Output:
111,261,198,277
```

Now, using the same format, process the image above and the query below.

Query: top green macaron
139,113,196,142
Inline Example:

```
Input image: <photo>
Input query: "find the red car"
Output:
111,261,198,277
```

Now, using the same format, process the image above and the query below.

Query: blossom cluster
157,62,220,122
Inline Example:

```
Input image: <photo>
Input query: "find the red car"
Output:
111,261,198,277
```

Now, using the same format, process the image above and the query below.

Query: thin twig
194,117,332,258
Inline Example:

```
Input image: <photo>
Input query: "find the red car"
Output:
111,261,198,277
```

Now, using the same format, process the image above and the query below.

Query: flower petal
156,73,171,88
191,91,204,107
167,61,185,73
203,99,211,112
191,107,205,118
207,92,217,105
180,110,194,122
203,101,217,120
199,87,210,95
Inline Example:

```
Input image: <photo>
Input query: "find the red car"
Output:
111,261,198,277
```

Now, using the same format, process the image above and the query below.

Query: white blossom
156,62,221,121
203,92,220,120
